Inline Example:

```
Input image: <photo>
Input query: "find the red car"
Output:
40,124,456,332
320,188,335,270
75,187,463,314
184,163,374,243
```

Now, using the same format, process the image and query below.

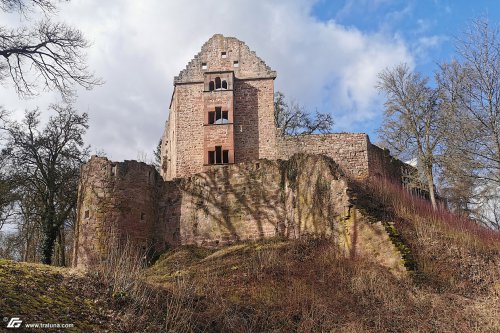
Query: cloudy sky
1,0,499,161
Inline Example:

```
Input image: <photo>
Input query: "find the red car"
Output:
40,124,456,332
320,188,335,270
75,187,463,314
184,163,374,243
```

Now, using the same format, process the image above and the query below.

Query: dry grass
137,176,500,332
3,174,498,332
143,235,499,333
356,177,500,296
91,238,199,332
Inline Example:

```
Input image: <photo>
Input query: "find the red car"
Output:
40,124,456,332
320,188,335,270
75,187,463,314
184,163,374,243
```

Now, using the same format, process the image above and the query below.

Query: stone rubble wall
73,157,164,268
75,154,406,274
276,133,370,179
367,143,410,180
75,154,355,266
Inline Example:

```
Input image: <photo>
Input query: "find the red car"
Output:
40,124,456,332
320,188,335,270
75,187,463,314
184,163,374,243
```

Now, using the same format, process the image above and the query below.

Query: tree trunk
23,237,29,262
425,164,437,209
41,202,58,265
41,225,58,264
57,226,66,266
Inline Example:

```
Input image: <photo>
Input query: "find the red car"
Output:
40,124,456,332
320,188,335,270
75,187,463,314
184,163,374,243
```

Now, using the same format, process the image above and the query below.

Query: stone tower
160,34,277,180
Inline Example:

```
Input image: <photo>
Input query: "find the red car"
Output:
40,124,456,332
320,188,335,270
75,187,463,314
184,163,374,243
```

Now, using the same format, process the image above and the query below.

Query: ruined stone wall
155,154,354,248
72,157,165,268
172,160,284,246
367,144,406,180
277,134,370,179
75,154,406,273
75,154,354,266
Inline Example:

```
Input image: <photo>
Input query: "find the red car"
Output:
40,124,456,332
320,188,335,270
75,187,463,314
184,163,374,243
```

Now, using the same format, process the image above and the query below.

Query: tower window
233,60,239,67
111,164,117,176
215,146,222,164
222,80,227,89
208,151,215,164
215,77,221,89
221,111,228,123
84,210,90,219
209,81,215,91
209,107,229,124
221,51,227,58
201,62,207,70
208,146,230,165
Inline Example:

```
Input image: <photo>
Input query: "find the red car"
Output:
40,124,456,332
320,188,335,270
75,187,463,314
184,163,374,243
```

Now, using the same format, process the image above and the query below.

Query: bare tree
1,0,56,13
1,0,101,100
2,105,89,264
274,91,334,136
377,64,442,209
0,150,16,230
437,18,500,228
153,138,161,172
0,107,17,230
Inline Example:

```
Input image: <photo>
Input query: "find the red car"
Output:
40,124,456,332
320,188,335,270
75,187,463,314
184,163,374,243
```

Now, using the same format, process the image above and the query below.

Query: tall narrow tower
160,34,277,180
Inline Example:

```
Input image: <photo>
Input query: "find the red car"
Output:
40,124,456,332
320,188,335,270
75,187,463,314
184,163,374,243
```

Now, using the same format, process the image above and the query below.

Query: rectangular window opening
215,146,222,164
233,60,239,67
84,210,90,219
201,62,207,70
111,164,117,176
210,107,229,124
208,147,229,165
208,151,215,164
215,107,222,122
221,51,227,58
141,212,146,221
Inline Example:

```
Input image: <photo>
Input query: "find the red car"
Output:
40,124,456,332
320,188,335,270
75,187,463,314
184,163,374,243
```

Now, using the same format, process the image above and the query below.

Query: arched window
215,77,221,89
209,81,214,91
222,80,227,89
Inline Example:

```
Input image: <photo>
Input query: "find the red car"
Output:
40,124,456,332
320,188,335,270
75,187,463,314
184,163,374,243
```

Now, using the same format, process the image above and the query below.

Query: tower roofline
173,34,277,85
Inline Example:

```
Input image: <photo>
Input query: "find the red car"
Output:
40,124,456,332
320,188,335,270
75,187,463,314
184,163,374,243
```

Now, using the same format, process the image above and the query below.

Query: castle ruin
72,35,412,268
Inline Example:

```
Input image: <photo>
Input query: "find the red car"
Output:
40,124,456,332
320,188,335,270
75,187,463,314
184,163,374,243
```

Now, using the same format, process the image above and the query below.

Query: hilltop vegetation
1,175,499,332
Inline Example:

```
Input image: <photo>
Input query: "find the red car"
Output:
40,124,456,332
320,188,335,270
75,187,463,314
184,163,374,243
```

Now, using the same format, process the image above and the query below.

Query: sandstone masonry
73,35,414,269
161,34,277,180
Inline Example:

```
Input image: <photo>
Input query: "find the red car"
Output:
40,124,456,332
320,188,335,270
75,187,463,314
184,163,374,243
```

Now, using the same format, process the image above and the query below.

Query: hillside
1,170,499,332
0,259,120,332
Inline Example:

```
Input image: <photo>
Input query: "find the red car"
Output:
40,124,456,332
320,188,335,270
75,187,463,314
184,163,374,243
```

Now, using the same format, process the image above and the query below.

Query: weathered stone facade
73,34,414,269
73,154,406,274
161,34,276,180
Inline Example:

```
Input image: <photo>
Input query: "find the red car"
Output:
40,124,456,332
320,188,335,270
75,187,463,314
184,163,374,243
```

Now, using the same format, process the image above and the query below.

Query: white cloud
0,0,415,161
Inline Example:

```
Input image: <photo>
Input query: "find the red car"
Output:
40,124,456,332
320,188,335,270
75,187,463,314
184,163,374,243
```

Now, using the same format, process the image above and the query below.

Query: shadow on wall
234,81,259,163
173,160,284,247
169,154,354,248
75,154,409,274
73,158,167,267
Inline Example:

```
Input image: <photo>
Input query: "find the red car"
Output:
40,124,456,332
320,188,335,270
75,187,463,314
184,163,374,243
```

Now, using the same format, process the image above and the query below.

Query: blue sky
310,0,499,138
313,0,498,68
0,0,498,160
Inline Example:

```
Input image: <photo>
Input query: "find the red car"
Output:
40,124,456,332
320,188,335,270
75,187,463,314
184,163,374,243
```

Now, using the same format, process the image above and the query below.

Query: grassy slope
0,259,122,332
1,178,499,332
144,238,499,333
